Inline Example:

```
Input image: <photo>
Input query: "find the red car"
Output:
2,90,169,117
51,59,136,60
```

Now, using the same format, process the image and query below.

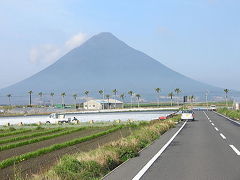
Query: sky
0,0,239,90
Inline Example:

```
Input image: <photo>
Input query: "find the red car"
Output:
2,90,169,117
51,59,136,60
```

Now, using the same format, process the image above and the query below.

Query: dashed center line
209,120,212,122
214,127,219,131
211,123,215,126
229,145,240,156
220,133,226,140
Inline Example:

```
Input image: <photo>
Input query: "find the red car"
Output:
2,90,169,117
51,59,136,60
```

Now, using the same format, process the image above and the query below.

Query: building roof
85,99,123,104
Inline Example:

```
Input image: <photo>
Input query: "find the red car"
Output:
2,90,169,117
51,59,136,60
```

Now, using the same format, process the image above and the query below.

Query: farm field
0,123,134,180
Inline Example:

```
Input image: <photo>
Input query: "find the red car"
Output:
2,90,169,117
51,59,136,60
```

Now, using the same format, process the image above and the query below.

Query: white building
83,99,123,110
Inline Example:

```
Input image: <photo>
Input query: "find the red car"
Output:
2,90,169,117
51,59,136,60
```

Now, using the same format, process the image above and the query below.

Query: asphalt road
104,111,240,180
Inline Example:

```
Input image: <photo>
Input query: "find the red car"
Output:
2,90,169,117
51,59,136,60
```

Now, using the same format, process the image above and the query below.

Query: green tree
84,91,89,110
135,94,141,108
120,93,125,109
128,91,134,108
50,92,55,107
174,88,181,106
155,88,161,107
61,92,66,108
224,89,230,107
168,92,174,106
28,91,33,107
73,94,78,109
189,95,195,108
112,89,118,109
38,92,43,106
7,94,12,106
105,94,111,109
98,90,104,99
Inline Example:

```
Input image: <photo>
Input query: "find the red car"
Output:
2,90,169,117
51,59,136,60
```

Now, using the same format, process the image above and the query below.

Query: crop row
0,126,122,169
0,129,32,138
0,127,88,151
0,128,65,145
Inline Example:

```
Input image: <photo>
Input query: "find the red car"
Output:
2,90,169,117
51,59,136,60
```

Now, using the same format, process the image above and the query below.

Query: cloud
29,32,88,65
65,33,87,50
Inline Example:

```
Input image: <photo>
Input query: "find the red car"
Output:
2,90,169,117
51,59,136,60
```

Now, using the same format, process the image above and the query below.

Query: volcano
0,32,221,101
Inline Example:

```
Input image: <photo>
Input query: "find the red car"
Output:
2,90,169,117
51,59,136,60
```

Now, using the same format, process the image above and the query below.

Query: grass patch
0,126,122,169
217,108,240,121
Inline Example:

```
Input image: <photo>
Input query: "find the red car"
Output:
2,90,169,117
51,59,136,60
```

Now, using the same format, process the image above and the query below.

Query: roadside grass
34,116,180,180
0,126,122,169
217,108,240,121
0,127,91,151
0,127,65,145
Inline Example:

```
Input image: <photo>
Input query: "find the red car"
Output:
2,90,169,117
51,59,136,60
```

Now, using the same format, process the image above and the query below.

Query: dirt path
0,127,109,161
0,127,132,180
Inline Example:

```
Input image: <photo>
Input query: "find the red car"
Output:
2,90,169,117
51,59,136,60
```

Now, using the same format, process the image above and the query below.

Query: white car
209,105,216,111
181,110,195,121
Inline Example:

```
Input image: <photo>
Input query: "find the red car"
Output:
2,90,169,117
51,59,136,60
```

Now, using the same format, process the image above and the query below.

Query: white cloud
65,33,87,50
29,32,88,65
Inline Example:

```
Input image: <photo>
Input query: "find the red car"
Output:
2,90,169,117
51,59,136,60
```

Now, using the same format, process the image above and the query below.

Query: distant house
83,99,123,110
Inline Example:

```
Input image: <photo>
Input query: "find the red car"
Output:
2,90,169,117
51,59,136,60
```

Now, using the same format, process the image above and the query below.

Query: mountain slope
0,32,221,98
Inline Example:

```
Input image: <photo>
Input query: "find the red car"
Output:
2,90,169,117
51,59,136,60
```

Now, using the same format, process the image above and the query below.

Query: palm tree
7,94,12,106
155,88,161,107
135,94,141,108
105,94,110,109
50,92,55,107
128,91,134,108
61,92,66,108
189,95,195,108
168,92,174,106
38,92,43,106
73,94,78,109
28,91,33,107
224,89,230,107
174,88,181,106
84,91,89,110
120,93,125,109
98,90,104,99
112,89,118,109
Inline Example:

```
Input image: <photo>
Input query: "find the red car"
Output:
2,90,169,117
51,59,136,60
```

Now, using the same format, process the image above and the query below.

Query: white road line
209,120,212,123
211,123,215,126
203,111,210,119
229,145,240,156
220,133,226,139
214,127,219,131
132,120,188,180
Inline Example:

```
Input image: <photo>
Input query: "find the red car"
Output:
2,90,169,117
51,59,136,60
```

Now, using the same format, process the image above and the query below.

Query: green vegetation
36,116,180,180
0,126,122,169
217,108,240,121
0,129,32,138
0,127,87,151
0,128,64,145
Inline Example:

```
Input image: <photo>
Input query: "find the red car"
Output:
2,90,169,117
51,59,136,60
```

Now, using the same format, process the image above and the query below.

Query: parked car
181,110,195,121
209,105,216,111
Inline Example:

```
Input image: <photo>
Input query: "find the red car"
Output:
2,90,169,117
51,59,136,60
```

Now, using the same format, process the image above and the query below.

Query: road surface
104,111,240,180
